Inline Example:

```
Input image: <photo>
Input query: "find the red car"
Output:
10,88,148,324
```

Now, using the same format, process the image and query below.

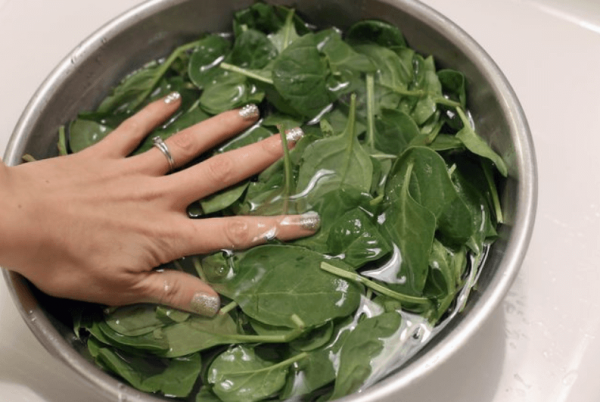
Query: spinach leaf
272,33,333,118
212,245,362,328
104,304,167,336
354,44,412,92
200,71,265,115
230,29,278,69
381,158,436,296
200,181,249,215
346,20,407,48
316,29,376,73
455,107,508,177
93,341,201,398
68,119,113,153
208,345,306,402
386,147,475,245
188,35,232,89
373,108,420,155
326,208,392,269
330,312,402,399
268,8,300,52
296,94,373,202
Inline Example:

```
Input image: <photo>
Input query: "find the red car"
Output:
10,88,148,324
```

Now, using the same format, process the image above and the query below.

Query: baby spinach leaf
208,345,306,402
68,119,113,153
272,33,333,118
330,312,401,400
290,321,335,352
354,44,412,92
425,240,467,321
268,8,300,52
381,159,436,296
188,35,232,89
96,61,162,114
316,29,376,73
386,147,475,245
104,304,167,336
200,71,265,115
455,107,508,176
346,20,407,48
200,181,249,215
218,125,273,153
373,108,420,155
326,208,392,269
230,29,278,69
94,344,201,398
296,94,373,202
408,55,443,125
213,245,362,328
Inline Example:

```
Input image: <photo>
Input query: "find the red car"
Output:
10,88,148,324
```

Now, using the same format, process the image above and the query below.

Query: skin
0,93,317,316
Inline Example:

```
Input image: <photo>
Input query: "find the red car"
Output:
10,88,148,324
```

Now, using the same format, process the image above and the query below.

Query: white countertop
1,0,599,401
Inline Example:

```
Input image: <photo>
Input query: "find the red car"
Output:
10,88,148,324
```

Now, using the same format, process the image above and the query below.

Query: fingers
139,270,221,317
135,104,261,175
175,212,321,257
93,92,183,158
166,127,304,207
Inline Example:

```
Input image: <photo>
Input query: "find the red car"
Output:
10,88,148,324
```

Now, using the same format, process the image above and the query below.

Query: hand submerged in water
0,92,318,317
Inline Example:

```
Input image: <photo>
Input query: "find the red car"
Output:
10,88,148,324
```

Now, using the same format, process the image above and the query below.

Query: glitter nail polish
239,104,260,120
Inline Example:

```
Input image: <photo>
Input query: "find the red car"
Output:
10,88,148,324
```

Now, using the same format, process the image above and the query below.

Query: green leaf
455,108,508,177
104,304,167,337
230,29,279,69
94,342,201,398
296,94,373,202
374,108,420,155
188,35,232,89
68,119,113,153
200,181,249,215
268,8,300,52
386,147,475,245
354,44,413,93
212,245,362,328
326,208,392,268
272,33,333,118
381,158,436,295
346,20,407,48
200,71,265,115
316,29,376,73
330,312,402,399
208,345,306,402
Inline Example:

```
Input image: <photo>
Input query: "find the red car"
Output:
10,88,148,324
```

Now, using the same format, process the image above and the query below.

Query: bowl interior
3,0,536,401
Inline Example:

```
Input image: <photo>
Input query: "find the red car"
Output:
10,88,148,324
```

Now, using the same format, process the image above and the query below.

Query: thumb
139,270,221,317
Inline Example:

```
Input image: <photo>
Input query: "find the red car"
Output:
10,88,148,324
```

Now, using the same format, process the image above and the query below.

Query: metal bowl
2,0,537,401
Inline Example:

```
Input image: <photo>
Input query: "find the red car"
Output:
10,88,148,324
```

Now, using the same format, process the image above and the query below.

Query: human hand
0,93,318,317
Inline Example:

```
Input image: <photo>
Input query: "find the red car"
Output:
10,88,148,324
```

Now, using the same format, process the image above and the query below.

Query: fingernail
164,91,181,104
298,212,321,231
285,127,304,143
239,104,260,120
190,292,220,317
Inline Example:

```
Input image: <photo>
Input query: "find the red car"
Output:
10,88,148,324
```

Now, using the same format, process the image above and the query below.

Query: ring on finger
153,136,176,173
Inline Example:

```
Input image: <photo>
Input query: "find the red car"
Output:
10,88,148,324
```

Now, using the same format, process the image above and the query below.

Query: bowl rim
2,0,537,401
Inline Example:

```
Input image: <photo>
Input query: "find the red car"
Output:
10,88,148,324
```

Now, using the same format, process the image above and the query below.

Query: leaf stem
192,256,207,283
130,39,204,110
279,125,294,214
366,73,376,148
220,62,274,85
481,160,504,224
219,301,238,315
320,262,432,306
57,125,68,156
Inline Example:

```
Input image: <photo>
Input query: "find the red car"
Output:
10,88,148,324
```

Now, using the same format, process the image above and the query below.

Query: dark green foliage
63,3,505,401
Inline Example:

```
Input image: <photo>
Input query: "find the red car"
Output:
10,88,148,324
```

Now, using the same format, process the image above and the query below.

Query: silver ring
152,136,175,173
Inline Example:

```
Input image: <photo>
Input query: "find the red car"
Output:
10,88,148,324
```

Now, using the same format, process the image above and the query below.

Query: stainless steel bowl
2,0,537,401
